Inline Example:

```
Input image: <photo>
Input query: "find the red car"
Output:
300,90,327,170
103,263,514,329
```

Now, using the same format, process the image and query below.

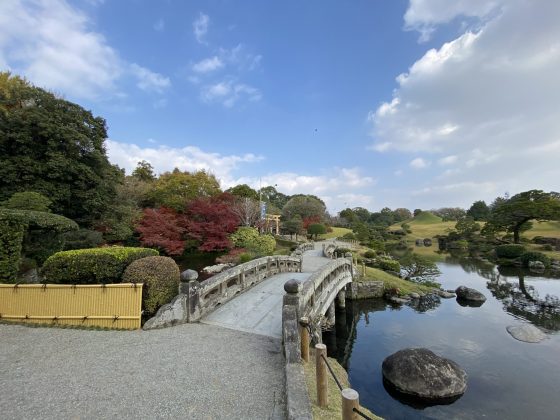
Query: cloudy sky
1,0,559,212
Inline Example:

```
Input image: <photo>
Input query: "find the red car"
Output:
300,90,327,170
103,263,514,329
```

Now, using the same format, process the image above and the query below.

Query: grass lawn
318,226,352,240
362,266,434,295
390,212,560,260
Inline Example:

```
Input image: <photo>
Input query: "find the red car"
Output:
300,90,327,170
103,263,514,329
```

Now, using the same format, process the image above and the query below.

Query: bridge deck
201,243,332,338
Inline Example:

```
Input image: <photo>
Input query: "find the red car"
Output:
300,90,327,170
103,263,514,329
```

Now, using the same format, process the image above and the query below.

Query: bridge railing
185,255,302,322
281,254,353,419
291,241,314,256
322,243,337,258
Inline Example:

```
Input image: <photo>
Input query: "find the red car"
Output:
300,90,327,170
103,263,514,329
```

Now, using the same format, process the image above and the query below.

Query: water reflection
324,260,560,419
445,256,560,331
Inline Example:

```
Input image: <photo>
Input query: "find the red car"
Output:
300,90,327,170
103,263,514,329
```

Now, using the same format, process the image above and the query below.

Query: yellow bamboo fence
0,283,143,329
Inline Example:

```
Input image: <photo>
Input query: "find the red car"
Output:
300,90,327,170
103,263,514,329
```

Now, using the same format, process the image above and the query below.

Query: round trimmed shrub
496,244,526,259
519,251,551,268
122,256,180,316
363,250,376,259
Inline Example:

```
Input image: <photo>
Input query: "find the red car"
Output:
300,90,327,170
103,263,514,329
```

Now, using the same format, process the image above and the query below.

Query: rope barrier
320,353,343,391
353,407,375,420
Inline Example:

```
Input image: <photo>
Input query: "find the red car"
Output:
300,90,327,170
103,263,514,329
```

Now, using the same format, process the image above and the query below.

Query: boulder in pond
455,286,486,304
382,348,467,402
506,324,547,343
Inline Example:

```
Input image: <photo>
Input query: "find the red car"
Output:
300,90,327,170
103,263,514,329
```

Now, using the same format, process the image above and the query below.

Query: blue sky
2,0,559,212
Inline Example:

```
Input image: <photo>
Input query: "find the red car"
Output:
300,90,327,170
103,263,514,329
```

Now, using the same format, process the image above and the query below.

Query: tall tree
486,190,560,243
467,200,490,221
0,72,123,225
282,195,326,222
231,197,260,227
146,168,221,211
226,184,259,200
131,160,156,182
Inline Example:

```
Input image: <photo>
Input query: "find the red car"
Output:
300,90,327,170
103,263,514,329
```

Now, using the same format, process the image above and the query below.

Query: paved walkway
0,323,285,420
201,243,332,338
0,241,335,419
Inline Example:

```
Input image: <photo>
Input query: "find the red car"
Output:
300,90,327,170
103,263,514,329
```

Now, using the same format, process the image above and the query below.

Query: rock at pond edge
382,348,467,401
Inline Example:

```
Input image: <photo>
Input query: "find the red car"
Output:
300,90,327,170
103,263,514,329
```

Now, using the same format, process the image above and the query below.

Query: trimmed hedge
375,258,401,273
0,214,27,282
520,251,551,268
42,247,159,284
122,256,180,316
496,244,526,259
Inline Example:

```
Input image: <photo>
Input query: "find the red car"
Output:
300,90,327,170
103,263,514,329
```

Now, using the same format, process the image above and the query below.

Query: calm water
324,258,560,420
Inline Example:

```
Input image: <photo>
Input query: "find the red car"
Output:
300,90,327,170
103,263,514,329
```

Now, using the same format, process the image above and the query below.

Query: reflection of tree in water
325,296,442,368
487,266,560,331
324,299,387,369
445,254,500,282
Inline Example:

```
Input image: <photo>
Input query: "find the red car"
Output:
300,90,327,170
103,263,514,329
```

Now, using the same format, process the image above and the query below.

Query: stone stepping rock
506,324,547,343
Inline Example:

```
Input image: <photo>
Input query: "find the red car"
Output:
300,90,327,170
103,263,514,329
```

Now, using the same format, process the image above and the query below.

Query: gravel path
0,323,285,420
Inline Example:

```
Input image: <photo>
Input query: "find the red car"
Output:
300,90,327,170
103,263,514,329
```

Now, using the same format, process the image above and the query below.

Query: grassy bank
318,227,352,240
362,266,433,295
390,213,560,260
304,350,381,420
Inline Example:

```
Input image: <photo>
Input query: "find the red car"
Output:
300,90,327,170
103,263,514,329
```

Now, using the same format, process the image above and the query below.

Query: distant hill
408,211,442,224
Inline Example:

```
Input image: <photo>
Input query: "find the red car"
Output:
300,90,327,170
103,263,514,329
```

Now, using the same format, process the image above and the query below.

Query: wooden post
315,343,328,407
300,318,310,363
341,388,359,420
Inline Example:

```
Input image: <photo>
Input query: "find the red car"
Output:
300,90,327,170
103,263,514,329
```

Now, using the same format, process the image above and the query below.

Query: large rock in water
455,286,486,303
506,324,547,343
382,348,467,401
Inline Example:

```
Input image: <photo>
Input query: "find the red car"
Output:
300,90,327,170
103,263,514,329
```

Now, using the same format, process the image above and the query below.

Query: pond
324,258,560,419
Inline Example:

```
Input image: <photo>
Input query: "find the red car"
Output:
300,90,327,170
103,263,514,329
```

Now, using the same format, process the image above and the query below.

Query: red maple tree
136,207,187,255
302,215,322,230
184,193,239,251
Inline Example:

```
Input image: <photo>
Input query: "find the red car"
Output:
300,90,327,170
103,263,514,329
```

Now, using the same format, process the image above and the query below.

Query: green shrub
520,251,551,268
363,250,376,259
42,247,159,284
230,227,275,256
3,191,52,212
122,256,180,316
0,214,27,282
376,258,401,272
239,253,253,264
541,244,554,251
342,232,356,240
63,229,104,250
496,244,526,259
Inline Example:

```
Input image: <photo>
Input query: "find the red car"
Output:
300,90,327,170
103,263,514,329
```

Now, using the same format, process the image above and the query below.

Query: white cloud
404,0,503,42
130,63,170,93
192,56,224,73
106,140,263,185
201,80,261,107
410,157,430,169
438,155,457,166
369,0,560,206
0,0,170,100
193,12,209,44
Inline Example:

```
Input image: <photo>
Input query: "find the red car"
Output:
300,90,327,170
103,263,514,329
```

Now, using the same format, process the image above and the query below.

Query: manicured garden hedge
375,258,401,273
42,247,159,284
122,256,180,316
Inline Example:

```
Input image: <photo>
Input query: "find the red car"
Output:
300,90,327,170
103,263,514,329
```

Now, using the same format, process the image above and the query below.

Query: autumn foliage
136,207,186,255
136,193,239,254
